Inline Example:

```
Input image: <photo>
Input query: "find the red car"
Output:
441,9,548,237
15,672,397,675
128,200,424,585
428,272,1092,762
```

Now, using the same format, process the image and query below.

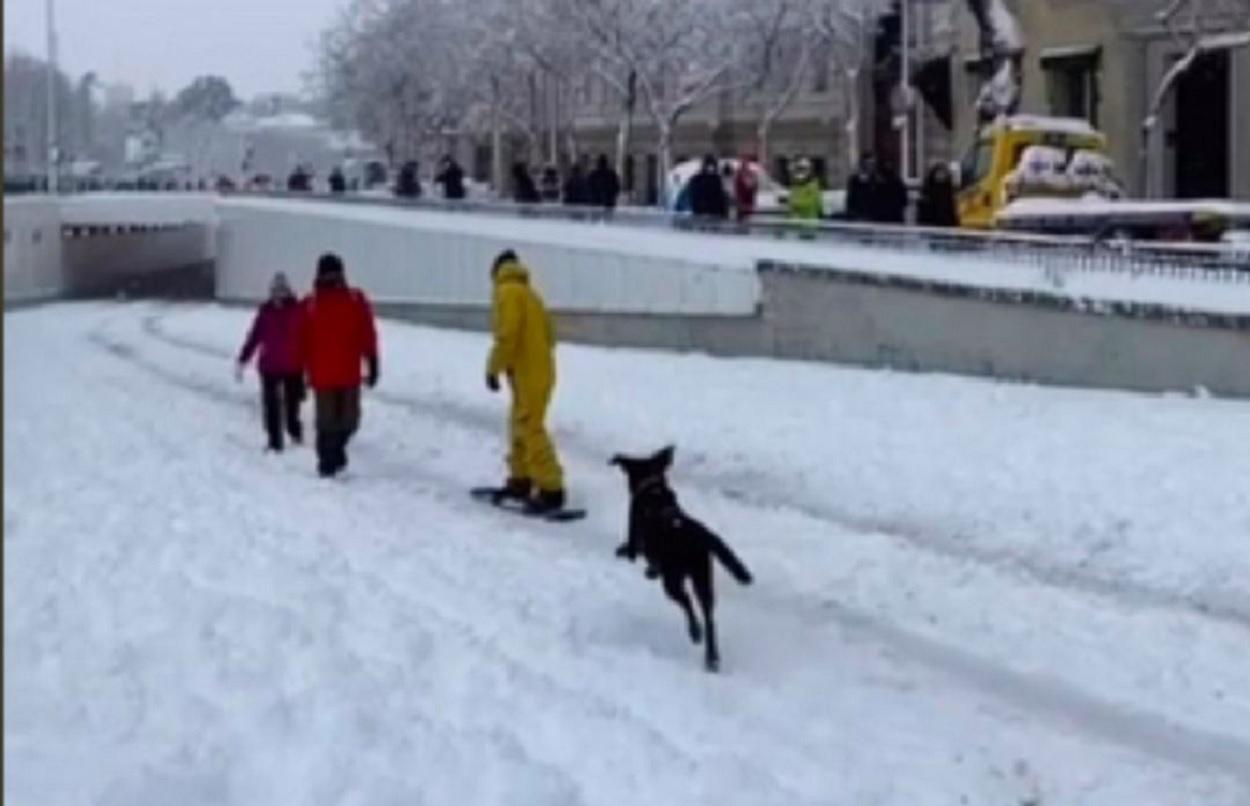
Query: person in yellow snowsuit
485,250,566,512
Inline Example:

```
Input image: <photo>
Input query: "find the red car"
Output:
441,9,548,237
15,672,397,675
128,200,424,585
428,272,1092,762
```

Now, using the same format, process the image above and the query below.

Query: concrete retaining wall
378,267,1250,398
759,267,1250,397
4,194,217,304
3,197,64,304
215,197,760,315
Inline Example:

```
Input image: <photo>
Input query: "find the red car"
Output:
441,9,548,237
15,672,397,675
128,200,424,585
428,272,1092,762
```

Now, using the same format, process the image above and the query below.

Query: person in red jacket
237,272,306,451
733,155,759,222
301,253,379,477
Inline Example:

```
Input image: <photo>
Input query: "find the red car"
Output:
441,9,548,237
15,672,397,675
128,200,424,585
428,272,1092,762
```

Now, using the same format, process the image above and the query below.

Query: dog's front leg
615,505,644,562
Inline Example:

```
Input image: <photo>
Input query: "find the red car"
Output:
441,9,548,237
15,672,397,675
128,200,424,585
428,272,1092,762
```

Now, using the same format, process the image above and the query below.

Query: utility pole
898,0,911,183
45,0,59,194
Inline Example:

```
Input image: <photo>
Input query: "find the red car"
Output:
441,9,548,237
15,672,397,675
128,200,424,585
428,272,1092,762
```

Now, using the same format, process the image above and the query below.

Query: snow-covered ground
6,301,1250,805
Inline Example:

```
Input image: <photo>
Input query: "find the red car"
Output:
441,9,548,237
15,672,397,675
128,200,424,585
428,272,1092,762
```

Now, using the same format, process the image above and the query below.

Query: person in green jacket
787,158,824,223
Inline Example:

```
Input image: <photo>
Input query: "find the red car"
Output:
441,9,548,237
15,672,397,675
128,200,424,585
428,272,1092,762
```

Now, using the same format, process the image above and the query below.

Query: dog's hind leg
692,561,719,672
662,574,702,645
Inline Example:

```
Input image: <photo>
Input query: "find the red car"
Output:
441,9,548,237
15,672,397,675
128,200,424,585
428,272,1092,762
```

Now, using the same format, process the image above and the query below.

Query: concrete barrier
4,194,217,304
758,264,1250,398
215,197,761,315
3,197,64,304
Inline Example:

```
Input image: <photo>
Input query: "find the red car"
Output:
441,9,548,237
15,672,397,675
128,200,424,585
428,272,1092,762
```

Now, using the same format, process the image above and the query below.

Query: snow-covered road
5,301,1249,805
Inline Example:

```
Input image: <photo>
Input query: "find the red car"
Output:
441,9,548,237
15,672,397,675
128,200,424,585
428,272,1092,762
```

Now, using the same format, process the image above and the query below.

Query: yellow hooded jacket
487,260,555,392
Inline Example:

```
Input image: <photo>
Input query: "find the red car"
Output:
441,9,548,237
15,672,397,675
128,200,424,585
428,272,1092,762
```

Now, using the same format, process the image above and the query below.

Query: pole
45,0,59,194
916,0,926,177
899,0,911,183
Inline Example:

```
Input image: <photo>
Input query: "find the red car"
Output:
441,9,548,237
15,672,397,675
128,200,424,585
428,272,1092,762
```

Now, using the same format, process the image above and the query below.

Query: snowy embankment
6,301,1250,805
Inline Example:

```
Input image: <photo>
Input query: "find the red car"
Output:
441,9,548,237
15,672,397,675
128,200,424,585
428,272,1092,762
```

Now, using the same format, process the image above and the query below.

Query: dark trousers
314,387,361,475
261,373,305,450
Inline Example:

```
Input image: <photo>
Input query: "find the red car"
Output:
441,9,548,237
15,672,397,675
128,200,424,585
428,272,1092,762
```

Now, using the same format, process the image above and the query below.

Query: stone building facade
461,0,1247,202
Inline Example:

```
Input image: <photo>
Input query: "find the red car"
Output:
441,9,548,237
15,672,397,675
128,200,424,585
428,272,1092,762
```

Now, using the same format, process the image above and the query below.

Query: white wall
5,194,218,304
214,198,762,315
3,197,64,303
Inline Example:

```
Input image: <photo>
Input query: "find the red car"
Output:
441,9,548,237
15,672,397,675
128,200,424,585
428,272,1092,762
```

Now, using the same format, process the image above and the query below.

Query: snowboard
469,488,587,522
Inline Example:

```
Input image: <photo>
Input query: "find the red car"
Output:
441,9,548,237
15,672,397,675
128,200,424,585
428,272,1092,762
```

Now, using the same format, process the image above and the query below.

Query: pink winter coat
238,299,304,375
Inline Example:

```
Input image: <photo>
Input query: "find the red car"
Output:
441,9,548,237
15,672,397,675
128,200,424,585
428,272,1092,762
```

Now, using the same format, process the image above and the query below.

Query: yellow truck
955,114,1113,229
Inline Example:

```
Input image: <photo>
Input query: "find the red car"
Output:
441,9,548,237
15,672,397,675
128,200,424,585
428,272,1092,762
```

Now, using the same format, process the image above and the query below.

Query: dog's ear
656,444,675,468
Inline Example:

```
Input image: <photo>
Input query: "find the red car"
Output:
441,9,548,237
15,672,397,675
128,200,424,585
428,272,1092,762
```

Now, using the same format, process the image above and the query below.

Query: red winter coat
733,165,759,221
238,299,304,375
301,285,378,390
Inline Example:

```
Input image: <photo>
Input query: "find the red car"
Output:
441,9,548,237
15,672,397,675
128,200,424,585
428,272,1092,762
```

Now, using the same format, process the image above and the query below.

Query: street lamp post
45,0,59,194
898,0,911,184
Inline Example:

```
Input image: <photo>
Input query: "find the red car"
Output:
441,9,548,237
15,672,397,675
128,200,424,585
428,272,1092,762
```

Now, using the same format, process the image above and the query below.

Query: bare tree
739,0,816,168
313,0,472,168
574,0,745,197
1136,0,1250,195
564,0,645,178
810,0,885,173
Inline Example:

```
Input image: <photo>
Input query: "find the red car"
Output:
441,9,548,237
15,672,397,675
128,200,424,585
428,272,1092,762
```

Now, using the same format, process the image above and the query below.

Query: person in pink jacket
237,272,306,451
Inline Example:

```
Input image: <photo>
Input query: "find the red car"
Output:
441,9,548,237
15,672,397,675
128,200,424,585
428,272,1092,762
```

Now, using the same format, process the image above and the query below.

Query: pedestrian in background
917,162,958,228
513,163,540,204
587,154,621,213
733,155,760,222
329,167,347,194
435,155,467,200
689,154,729,221
396,161,422,199
787,158,823,222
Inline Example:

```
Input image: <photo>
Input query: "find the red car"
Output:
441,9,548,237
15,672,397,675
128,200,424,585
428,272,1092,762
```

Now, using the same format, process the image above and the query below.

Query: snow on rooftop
997,114,1100,136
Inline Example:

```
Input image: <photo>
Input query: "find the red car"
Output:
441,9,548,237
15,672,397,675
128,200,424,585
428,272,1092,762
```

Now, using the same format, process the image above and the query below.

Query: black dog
610,445,752,672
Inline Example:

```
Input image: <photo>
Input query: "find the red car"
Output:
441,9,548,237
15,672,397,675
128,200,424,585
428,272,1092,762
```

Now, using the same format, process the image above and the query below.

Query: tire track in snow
83,305,1250,787
141,307,1250,633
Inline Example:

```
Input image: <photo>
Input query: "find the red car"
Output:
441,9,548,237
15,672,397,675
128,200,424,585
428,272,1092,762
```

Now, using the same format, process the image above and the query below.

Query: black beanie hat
317,252,345,279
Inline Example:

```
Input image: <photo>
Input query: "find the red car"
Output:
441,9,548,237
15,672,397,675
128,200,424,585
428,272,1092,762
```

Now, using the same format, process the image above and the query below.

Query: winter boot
492,477,532,504
525,488,566,514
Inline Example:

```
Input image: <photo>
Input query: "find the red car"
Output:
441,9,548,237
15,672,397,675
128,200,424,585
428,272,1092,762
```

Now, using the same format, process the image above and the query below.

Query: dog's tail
705,530,753,585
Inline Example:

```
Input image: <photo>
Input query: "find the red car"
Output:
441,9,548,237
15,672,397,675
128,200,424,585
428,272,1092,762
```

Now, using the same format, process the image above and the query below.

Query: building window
1041,46,1101,126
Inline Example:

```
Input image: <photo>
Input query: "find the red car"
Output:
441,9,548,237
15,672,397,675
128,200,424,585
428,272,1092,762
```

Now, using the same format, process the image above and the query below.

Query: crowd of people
510,153,622,214
274,148,961,229
236,250,568,514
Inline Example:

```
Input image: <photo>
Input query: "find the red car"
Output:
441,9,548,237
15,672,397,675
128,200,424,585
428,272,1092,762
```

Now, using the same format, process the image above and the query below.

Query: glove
486,373,500,393
234,362,244,383
365,355,379,389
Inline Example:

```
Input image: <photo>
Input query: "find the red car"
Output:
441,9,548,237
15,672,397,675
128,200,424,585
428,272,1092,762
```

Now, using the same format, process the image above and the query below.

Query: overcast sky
3,0,346,99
